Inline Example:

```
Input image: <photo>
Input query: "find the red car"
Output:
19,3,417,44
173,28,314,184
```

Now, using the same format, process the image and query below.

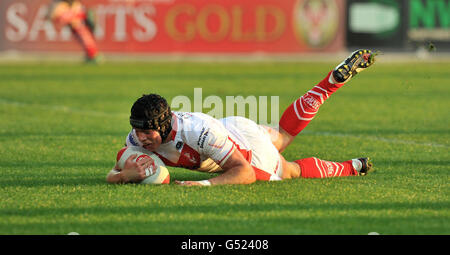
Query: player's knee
277,128,295,152
245,166,256,184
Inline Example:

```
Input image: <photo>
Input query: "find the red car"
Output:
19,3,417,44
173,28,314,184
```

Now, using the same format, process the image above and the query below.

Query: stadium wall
346,0,450,52
1,0,449,57
0,0,345,54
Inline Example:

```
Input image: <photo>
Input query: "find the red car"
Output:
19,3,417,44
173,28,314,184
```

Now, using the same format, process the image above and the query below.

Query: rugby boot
332,49,376,84
356,157,374,176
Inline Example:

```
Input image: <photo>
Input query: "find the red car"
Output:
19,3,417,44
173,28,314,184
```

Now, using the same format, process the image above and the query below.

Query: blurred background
1,0,449,62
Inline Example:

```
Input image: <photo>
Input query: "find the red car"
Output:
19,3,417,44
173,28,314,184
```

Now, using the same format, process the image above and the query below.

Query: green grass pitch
0,60,448,235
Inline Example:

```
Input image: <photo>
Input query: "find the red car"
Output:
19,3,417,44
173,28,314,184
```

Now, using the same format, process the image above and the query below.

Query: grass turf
0,61,448,235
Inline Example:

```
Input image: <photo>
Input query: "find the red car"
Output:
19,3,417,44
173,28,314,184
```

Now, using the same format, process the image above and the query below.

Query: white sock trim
328,73,337,84
352,159,363,172
197,180,212,186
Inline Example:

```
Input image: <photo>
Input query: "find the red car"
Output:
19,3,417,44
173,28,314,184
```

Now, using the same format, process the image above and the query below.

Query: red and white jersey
126,112,240,169
126,112,282,180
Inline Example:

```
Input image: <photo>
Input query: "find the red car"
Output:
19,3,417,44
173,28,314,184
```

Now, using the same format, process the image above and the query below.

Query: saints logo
293,0,339,48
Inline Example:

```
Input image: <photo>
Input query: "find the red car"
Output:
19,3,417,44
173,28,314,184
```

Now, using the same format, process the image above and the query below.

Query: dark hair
130,94,172,141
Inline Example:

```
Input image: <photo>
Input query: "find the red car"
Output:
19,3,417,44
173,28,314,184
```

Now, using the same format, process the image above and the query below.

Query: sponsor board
346,0,450,50
0,0,344,53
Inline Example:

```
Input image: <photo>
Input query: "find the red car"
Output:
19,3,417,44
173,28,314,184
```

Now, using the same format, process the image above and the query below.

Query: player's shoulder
173,112,234,161
174,111,215,121
174,111,222,130
174,112,228,142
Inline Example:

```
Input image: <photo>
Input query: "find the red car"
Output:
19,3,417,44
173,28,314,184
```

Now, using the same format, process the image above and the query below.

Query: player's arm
106,165,127,184
175,150,255,186
106,154,151,184
175,123,256,185
207,149,256,185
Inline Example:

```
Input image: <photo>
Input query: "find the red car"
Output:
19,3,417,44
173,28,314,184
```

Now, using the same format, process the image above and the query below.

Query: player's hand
122,154,154,182
175,180,204,186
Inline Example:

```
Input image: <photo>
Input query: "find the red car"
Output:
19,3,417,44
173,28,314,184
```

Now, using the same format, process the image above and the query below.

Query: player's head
130,94,172,147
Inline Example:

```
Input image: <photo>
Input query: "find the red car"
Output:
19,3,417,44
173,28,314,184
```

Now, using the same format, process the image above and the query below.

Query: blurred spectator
47,0,100,63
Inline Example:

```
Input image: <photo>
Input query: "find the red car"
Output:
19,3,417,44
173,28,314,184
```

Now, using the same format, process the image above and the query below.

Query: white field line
1,98,447,149
302,130,448,149
0,98,128,118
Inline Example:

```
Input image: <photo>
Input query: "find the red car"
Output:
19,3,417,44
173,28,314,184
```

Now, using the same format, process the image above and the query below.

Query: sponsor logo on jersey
197,127,210,149
176,141,184,150
177,112,192,119
128,132,139,146
183,152,198,164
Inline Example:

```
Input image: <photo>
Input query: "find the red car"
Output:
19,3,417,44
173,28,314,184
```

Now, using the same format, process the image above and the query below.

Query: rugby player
47,0,99,63
107,50,376,186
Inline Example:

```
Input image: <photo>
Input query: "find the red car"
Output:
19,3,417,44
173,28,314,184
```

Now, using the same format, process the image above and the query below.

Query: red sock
279,71,345,136
295,158,358,178
73,25,98,59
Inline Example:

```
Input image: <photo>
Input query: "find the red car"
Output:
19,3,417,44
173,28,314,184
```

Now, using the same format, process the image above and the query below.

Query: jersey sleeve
125,129,143,147
196,126,235,167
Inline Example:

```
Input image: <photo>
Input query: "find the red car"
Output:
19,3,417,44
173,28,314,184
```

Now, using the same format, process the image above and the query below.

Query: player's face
135,129,162,151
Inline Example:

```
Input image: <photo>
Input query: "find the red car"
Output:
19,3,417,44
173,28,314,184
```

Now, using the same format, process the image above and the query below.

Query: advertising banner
408,0,450,50
346,0,450,51
0,0,345,54
346,0,408,50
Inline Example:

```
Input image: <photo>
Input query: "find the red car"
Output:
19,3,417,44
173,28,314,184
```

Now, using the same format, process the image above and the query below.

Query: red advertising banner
0,0,345,54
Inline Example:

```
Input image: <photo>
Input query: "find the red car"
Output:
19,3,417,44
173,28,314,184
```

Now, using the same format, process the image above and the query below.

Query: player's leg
71,3,99,62
273,50,376,152
262,125,295,153
280,155,373,179
50,2,99,62
279,154,301,179
221,116,286,181
71,23,99,61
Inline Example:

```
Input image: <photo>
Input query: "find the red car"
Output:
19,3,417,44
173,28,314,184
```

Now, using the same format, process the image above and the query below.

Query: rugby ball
116,146,170,184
